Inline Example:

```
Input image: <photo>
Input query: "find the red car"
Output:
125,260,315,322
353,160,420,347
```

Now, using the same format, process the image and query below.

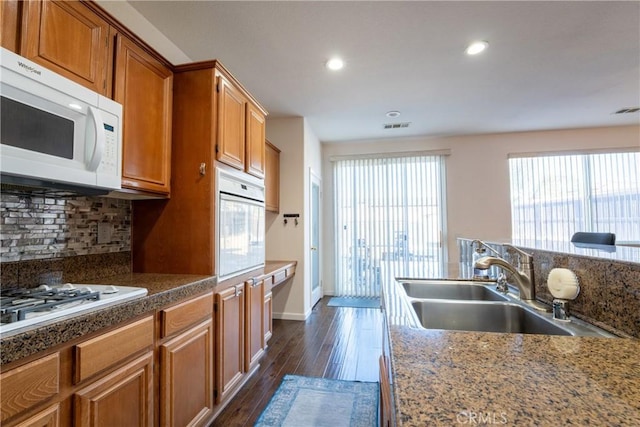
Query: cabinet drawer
160,292,213,338
14,403,60,427
74,316,154,383
272,270,286,286
272,265,296,286
1,353,60,423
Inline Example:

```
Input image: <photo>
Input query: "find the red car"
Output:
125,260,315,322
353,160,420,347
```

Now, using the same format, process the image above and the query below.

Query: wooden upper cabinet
245,103,266,178
114,34,173,196
20,0,111,95
217,74,246,170
265,140,281,213
1,0,21,52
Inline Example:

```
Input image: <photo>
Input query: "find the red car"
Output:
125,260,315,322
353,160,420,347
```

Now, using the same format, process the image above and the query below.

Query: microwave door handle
86,106,105,171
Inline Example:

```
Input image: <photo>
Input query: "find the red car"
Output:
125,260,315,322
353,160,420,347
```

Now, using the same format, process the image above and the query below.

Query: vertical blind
509,151,640,243
333,154,447,297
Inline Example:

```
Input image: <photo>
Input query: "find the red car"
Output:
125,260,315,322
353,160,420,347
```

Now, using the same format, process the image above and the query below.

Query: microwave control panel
99,122,118,175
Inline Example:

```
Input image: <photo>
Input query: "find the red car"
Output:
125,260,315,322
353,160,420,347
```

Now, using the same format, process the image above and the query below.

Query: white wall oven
216,167,265,281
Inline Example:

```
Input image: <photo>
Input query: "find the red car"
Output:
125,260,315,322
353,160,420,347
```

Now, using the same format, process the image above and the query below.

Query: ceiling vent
383,122,411,129
613,107,639,114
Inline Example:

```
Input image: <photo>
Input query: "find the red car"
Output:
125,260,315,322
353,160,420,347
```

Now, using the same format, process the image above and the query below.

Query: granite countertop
383,280,640,426
1,261,297,367
0,273,217,366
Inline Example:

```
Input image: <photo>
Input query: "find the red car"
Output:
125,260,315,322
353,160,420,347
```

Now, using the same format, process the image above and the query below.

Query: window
509,151,640,243
333,153,447,297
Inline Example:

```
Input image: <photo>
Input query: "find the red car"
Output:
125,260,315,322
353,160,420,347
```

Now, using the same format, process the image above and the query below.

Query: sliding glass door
333,154,447,297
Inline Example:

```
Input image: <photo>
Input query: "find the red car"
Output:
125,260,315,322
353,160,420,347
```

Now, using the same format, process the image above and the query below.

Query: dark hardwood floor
210,296,383,426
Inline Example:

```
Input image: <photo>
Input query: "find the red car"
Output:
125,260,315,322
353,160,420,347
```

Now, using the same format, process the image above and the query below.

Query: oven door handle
219,192,265,207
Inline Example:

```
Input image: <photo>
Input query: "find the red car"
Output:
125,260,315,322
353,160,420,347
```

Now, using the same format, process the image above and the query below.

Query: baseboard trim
273,310,311,321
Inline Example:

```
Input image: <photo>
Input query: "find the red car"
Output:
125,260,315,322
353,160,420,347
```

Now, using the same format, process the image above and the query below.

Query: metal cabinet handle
199,162,207,176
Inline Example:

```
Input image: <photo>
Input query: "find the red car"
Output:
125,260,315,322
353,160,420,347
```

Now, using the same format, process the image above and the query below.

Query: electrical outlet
97,223,112,244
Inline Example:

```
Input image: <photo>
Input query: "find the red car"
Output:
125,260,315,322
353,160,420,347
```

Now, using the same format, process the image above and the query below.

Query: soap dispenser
547,268,580,321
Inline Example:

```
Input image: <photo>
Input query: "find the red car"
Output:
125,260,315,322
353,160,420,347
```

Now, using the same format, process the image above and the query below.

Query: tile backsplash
1,188,131,262
530,249,640,339
1,251,131,289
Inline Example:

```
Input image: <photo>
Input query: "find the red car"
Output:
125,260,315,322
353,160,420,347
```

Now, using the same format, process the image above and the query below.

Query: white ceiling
122,1,639,143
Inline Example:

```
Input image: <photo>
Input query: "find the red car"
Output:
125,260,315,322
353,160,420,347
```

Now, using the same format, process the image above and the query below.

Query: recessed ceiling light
386,110,401,118
465,41,489,55
326,57,344,71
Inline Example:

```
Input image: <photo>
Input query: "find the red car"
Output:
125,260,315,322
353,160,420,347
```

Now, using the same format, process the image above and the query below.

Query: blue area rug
327,297,381,309
255,375,379,427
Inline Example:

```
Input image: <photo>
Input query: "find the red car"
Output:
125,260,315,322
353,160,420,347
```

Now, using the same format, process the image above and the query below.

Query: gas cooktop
0,283,148,336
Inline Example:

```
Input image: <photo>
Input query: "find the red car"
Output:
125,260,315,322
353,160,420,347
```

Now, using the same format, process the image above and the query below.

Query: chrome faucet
474,244,550,312
469,239,502,280
469,239,502,257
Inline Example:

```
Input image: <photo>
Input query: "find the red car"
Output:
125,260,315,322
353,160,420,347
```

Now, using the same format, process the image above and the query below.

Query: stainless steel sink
408,299,617,337
410,300,570,335
401,281,508,301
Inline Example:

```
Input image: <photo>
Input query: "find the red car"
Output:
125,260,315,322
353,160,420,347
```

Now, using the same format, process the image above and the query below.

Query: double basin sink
399,279,617,337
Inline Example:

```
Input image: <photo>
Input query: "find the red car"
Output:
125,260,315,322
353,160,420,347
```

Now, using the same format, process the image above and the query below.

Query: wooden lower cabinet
74,352,154,427
0,353,60,425
379,355,392,427
263,291,273,344
159,319,214,427
13,403,60,427
245,279,265,372
215,284,245,403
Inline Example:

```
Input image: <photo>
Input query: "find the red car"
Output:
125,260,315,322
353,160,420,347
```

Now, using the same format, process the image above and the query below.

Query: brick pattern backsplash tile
1,190,131,262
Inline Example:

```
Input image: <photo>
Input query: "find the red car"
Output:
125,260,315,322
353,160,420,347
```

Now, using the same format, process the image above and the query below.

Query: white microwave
0,48,123,194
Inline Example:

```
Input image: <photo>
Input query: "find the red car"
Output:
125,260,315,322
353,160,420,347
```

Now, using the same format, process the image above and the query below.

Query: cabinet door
216,75,246,170
379,355,392,427
263,291,273,344
245,103,266,178
74,352,153,427
114,34,173,195
215,285,245,403
1,0,21,52
160,319,213,427
265,141,280,213
245,280,265,372
21,0,111,95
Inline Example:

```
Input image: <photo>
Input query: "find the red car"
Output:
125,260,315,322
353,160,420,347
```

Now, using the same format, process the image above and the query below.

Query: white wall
322,125,640,294
266,117,321,320
94,0,191,65
304,120,323,308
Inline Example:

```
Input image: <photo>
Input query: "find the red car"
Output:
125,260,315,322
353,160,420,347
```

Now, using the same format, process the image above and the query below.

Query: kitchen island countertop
383,280,640,426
